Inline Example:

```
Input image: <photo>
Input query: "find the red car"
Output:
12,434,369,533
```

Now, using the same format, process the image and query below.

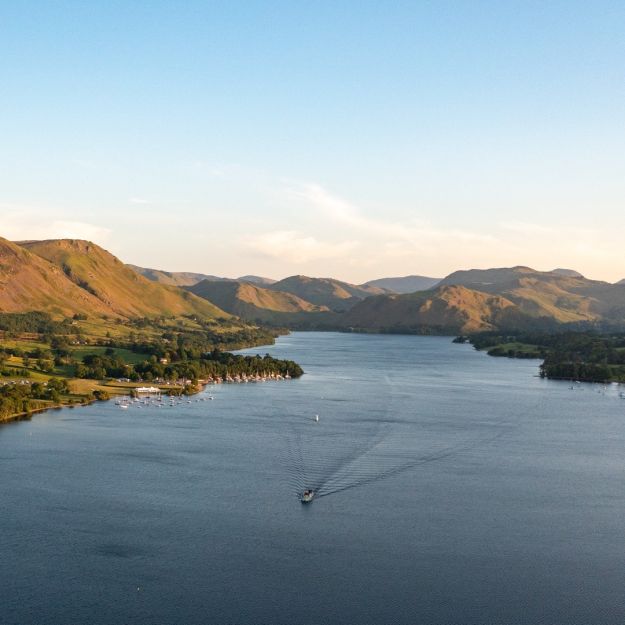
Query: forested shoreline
0,312,303,423
464,331,625,383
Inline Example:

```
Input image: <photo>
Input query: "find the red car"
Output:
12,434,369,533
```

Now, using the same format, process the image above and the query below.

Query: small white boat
314,414,319,422
300,489,314,503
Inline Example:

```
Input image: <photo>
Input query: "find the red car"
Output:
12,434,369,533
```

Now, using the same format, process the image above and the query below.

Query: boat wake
281,379,544,501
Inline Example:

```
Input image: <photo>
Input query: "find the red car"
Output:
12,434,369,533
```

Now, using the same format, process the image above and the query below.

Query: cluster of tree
0,312,63,335
75,352,133,380
75,347,303,383
466,331,625,382
0,378,70,420
74,337,303,381
203,350,303,380
539,333,625,382
132,324,279,355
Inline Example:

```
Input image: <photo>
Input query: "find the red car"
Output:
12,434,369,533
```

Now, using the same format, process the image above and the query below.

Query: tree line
465,331,625,382
0,378,71,421
75,350,303,383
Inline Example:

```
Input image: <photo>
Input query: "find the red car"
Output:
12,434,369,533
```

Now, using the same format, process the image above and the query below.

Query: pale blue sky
2,1,624,282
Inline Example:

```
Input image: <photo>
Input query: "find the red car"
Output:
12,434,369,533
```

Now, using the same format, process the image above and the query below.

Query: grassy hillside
0,237,113,317
439,266,625,324
21,240,228,320
188,279,330,324
268,275,388,312
340,285,528,334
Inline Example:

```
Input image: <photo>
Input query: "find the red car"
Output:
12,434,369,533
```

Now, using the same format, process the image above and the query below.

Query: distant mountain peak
363,275,441,294
269,275,387,312
128,264,225,286
551,268,584,278
237,275,276,285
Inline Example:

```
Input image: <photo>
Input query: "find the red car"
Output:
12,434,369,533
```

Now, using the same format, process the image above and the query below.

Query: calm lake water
2,332,625,624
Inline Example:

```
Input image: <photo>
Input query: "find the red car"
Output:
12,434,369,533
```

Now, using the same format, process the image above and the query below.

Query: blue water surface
2,333,625,625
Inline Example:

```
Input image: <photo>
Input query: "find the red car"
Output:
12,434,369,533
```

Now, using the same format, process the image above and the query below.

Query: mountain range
128,264,435,297
187,279,330,325
341,267,625,333
128,265,277,287
181,266,625,333
185,266,625,333
3,236,625,335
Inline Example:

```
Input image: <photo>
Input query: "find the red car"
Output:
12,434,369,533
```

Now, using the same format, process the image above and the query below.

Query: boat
300,489,314,503
314,414,319,422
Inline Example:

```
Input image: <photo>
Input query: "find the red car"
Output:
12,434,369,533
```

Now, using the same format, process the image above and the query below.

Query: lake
2,332,625,624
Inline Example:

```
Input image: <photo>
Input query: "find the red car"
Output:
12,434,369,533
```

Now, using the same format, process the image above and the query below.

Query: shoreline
0,332,298,426
0,370,300,426
0,397,98,425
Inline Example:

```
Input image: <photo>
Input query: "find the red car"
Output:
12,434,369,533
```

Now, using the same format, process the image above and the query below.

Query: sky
1,1,624,283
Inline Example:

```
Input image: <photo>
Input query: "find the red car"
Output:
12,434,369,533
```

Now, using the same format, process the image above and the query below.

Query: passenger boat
300,489,314,503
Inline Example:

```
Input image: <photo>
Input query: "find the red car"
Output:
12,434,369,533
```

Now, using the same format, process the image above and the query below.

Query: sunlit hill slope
187,280,329,324
10,239,228,320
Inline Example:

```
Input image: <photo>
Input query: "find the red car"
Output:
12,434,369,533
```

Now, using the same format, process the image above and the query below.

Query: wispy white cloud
267,181,625,281
284,182,496,256
288,182,493,244
242,230,358,264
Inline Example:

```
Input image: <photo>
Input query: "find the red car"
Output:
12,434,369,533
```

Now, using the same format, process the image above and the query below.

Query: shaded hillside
0,237,113,317
187,279,331,325
340,285,537,334
127,264,225,286
19,240,228,319
363,275,441,294
439,266,625,325
268,275,388,312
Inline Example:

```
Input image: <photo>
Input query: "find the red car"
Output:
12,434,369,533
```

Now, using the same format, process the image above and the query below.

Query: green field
68,345,149,364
